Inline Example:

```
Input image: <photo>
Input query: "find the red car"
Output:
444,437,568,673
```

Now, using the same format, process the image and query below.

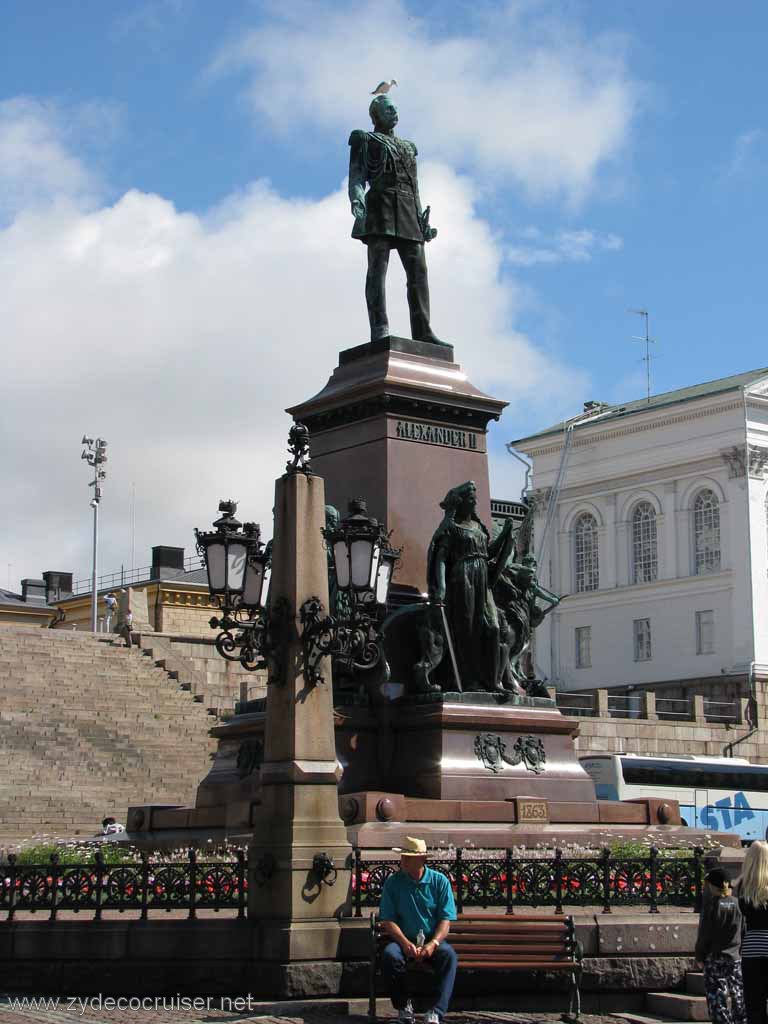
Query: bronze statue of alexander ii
348,93,445,346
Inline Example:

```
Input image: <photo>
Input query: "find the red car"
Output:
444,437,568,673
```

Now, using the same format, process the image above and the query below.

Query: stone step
0,787,197,804
0,665,185,676
614,1014,684,1024
0,629,217,843
0,791,199,803
0,771,202,788
1,709,207,720
686,973,706,996
646,992,709,1021
1,763,207,776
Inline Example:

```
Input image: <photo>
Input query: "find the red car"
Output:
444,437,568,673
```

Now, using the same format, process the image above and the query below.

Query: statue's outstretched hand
419,205,437,242
351,199,366,221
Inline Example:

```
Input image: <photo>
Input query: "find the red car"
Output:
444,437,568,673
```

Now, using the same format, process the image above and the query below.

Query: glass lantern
195,501,266,607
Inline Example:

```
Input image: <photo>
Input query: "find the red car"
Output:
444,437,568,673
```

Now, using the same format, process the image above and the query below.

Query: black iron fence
352,846,704,917
1,846,706,922
0,849,246,921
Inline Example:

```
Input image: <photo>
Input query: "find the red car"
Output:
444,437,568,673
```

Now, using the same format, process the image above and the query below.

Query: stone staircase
619,972,709,1023
0,625,217,847
647,972,708,1020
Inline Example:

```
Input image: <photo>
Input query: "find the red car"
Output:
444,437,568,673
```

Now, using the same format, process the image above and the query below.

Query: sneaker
423,1012,440,1024
397,1001,415,1023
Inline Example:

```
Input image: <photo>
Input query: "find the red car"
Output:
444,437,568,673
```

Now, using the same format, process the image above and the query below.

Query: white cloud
2,113,586,585
210,0,637,205
0,98,111,219
507,226,623,266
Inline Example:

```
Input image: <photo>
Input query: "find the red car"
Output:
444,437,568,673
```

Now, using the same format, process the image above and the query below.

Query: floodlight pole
90,498,99,632
81,436,108,632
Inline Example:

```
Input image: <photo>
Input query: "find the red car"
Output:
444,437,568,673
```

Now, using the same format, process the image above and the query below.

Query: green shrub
5,841,244,866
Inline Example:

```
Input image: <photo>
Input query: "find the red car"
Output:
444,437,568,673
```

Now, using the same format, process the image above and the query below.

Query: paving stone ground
0,1003,626,1024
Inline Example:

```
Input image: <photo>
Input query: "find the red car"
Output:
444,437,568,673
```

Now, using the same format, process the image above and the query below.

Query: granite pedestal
287,337,507,593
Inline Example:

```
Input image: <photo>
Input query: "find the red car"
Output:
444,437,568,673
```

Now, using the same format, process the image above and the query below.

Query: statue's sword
437,603,463,693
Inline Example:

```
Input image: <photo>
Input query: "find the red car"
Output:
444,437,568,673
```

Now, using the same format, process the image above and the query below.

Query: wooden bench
368,912,582,1020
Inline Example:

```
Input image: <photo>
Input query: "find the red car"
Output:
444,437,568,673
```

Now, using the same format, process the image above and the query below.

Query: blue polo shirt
379,867,457,941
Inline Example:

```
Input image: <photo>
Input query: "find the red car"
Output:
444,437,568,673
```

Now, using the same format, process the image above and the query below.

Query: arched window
632,501,658,584
694,489,721,575
574,513,599,592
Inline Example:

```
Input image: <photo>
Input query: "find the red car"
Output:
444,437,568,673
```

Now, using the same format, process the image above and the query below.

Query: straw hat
393,836,427,856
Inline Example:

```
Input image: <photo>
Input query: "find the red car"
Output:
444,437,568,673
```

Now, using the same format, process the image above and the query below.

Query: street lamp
375,545,398,606
324,497,399,608
194,501,269,610
81,435,108,632
326,498,382,602
300,497,400,686
195,501,282,674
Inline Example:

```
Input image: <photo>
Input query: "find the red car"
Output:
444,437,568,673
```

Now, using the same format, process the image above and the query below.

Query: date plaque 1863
514,797,549,824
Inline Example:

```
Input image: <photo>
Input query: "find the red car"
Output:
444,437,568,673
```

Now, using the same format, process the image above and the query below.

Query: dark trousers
365,238,434,343
742,958,768,1024
703,957,745,1024
381,941,457,1019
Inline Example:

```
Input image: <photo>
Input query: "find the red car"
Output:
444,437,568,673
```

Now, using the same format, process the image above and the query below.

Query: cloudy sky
2,0,767,589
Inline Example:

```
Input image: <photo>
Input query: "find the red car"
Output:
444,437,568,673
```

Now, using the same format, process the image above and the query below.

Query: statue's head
369,94,398,132
519,553,537,584
440,481,477,518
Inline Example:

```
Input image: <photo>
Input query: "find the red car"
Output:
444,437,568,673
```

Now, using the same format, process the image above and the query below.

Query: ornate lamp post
326,498,384,604
195,501,281,673
300,497,399,685
195,500,248,604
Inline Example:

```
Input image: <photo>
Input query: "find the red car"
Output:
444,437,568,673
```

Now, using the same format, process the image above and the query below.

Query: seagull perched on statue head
371,79,397,95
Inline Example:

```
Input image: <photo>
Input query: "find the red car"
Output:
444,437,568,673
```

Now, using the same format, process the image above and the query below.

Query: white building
512,367,768,692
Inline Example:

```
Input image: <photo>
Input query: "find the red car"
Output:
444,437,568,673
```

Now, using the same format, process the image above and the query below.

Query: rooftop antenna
629,309,656,404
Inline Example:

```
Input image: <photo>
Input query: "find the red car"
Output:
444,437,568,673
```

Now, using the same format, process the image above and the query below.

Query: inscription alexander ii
396,420,479,450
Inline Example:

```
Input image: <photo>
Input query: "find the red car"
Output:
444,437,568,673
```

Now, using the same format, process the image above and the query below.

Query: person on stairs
103,591,117,632
117,601,133,648
695,866,745,1024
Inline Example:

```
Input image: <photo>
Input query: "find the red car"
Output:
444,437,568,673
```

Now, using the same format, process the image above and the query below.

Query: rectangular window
696,610,715,655
633,618,652,661
575,626,591,669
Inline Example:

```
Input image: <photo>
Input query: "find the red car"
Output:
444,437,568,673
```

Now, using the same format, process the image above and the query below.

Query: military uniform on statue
349,93,444,345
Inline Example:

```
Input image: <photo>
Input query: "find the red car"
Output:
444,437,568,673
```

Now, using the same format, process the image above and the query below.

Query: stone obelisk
247,465,352,961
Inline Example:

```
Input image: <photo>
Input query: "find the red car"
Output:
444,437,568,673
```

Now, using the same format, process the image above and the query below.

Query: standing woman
739,841,768,1024
695,868,745,1024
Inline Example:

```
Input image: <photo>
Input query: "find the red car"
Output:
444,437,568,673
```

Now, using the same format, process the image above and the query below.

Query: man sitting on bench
379,836,458,1024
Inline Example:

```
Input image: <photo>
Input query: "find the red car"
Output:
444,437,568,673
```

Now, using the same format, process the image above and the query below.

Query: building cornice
57,580,209,607
0,606,54,619
521,398,744,458
554,570,733,612
159,589,217,609
544,453,729,505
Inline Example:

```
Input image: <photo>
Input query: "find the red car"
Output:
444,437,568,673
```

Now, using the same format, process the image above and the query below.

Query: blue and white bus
580,753,768,844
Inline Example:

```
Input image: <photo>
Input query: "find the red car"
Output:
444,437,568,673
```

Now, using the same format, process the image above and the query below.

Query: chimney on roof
152,546,185,579
42,571,73,603
21,579,47,605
